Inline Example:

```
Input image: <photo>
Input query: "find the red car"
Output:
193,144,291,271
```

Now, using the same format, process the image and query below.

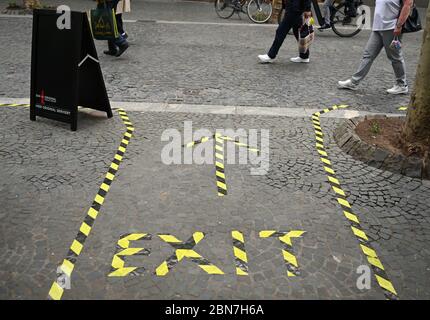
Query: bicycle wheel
247,0,272,24
331,1,366,37
215,0,235,19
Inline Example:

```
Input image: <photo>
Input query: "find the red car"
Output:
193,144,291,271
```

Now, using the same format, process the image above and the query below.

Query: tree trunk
23,0,41,9
402,3,430,145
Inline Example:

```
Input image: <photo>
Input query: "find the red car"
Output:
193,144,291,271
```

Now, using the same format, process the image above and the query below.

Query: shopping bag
298,19,315,54
90,1,119,40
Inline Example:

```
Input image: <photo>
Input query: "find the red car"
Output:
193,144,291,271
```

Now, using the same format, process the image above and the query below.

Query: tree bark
402,2,430,145
23,0,41,9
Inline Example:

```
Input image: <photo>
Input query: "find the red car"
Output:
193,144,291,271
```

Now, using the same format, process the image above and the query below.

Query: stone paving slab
0,106,429,299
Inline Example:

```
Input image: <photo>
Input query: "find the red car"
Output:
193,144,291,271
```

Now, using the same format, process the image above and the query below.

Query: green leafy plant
370,121,381,135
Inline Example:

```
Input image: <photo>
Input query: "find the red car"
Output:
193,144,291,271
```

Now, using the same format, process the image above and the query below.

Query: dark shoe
318,23,331,30
122,33,128,39
342,16,352,24
115,42,129,57
232,0,241,9
104,49,118,56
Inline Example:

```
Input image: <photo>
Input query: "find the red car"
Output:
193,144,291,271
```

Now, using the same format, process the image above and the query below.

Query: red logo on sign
40,90,45,105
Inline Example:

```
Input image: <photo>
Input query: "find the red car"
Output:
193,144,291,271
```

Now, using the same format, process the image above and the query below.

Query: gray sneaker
338,79,358,91
386,85,408,95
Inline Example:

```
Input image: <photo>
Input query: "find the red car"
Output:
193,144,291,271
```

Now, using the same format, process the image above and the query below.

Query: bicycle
277,0,366,37
215,0,273,24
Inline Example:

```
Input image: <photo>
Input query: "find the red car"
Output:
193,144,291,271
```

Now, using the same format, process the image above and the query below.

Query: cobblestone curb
334,115,429,180
2,8,33,15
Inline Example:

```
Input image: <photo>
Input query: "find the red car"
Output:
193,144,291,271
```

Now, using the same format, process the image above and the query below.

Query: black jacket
285,0,312,13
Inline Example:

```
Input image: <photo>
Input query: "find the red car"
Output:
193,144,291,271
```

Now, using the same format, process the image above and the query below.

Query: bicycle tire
331,2,365,38
247,0,273,24
215,0,235,19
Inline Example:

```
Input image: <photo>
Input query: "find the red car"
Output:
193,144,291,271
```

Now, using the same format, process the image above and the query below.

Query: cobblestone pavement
0,0,426,112
0,106,429,299
0,0,429,300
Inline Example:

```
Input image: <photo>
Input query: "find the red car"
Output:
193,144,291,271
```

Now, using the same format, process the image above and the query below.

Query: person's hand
304,11,312,19
394,25,402,36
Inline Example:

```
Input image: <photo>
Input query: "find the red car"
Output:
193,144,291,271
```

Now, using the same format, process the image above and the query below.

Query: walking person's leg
291,14,309,62
267,13,294,59
116,13,128,39
338,31,384,90
111,0,129,57
351,32,385,83
116,13,124,35
319,0,333,29
103,0,128,56
380,30,408,94
258,12,294,63
105,39,118,56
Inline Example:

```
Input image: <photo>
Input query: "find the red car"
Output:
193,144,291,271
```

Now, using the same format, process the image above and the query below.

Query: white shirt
373,0,402,31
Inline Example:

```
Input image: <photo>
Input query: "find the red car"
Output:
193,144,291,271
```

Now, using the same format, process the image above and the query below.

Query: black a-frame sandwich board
30,9,112,131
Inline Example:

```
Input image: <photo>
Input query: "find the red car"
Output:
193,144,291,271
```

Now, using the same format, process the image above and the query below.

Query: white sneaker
258,54,274,63
290,57,310,63
338,79,358,91
387,85,408,95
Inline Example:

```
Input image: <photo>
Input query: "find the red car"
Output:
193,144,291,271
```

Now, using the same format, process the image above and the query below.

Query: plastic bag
89,1,119,40
298,18,315,54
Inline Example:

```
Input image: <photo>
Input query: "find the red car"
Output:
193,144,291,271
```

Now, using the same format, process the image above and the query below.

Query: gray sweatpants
352,30,407,86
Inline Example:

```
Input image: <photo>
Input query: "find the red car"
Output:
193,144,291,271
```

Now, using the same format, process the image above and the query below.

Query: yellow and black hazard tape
312,105,398,300
184,134,259,197
184,135,214,148
0,103,30,107
219,136,259,153
259,230,305,277
183,135,259,153
47,108,134,300
109,233,151,277
214,133,227,196
155,232,224,276
231,230,248,276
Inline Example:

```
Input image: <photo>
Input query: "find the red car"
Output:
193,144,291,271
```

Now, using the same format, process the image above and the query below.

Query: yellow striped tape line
47,108,134,300
108,233,151,277
155,232,224,276
312,105,398,300
232,230,248,276
259,230,305,277
183,134,259,197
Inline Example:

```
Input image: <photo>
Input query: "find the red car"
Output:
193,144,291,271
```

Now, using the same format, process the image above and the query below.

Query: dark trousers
116,13,124,35
268,11,309,59
345,0,357,17
101,0,127,51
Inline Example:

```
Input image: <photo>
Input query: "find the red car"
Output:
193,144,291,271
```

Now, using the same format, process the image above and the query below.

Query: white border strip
155,20,276,27
0,98,403,119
